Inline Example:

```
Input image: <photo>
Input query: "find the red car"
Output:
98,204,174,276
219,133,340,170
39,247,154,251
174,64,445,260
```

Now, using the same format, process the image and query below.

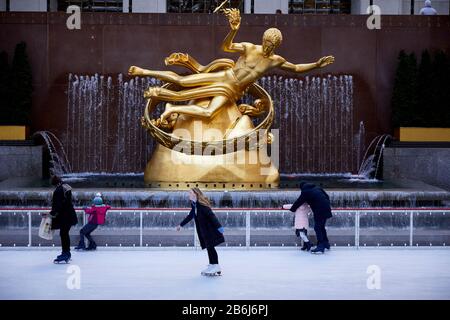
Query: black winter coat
290,183,333,220
50,183,78,230
180,201,225,249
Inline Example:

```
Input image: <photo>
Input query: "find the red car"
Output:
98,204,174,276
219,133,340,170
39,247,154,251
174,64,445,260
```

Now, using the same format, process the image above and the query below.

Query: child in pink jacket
283,203,313,251
75,193,110,251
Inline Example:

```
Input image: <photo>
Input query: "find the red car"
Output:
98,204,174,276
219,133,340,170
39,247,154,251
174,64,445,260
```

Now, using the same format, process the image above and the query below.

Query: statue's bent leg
142,70,181,83
146,85,233,102
145,70,226,88
177,71,226,87
161,96,229,121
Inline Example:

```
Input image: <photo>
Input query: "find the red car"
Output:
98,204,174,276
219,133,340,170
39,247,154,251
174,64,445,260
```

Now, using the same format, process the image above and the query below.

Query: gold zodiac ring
141,82,275,155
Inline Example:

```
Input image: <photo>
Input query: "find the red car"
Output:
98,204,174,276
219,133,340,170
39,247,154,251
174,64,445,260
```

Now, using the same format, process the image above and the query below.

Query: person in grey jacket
420,1,438,15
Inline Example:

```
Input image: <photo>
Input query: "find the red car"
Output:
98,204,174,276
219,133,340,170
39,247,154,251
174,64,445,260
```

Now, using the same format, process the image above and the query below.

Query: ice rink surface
0,248,449,300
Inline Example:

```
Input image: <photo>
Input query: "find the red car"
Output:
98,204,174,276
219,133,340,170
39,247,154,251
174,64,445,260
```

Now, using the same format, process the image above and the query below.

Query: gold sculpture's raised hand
222,8,241,31
316,56,335,68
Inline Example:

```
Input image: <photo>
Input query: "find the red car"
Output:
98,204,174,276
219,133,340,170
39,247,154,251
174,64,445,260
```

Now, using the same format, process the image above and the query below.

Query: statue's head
262,28,283,56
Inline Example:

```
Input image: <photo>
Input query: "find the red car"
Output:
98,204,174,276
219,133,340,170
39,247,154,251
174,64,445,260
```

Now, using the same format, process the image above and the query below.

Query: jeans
207,247,219,264
313,216,329,247
60,226,71,253
78,223,98,247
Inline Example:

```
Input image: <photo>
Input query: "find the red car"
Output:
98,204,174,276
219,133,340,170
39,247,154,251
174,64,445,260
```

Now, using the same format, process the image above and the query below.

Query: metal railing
0,208,449,248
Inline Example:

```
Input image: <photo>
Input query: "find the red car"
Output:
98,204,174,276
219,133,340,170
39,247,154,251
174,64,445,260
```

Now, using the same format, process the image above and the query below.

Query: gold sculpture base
144,144,279,189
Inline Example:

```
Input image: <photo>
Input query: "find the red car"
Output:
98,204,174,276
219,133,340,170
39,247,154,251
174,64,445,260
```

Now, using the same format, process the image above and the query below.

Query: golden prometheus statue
128,4,334,189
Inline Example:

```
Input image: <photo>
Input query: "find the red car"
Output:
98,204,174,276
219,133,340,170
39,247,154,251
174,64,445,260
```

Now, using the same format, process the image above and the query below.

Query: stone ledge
0,146,42,180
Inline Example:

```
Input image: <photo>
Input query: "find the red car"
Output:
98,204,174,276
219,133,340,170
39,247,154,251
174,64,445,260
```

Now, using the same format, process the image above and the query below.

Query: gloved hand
295,229,300,237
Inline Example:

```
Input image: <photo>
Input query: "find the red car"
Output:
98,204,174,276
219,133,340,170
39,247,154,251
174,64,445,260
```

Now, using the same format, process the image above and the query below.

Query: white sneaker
201,264,213,275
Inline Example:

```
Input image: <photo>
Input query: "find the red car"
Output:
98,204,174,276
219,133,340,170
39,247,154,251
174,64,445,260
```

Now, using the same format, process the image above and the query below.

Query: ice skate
74,243,86,250
324,242,331,250
201,264,213,276
301,241,313,251
311,245,325,254
203,264,222,276
85,242,97,251
53,252,71,264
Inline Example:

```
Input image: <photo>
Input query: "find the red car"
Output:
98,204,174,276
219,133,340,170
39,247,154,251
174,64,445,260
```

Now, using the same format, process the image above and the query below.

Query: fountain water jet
32,131,72,176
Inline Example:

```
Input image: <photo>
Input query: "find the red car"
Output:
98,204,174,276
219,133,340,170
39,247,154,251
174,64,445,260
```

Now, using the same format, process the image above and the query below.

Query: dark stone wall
1,12,449,172
384,148,450,191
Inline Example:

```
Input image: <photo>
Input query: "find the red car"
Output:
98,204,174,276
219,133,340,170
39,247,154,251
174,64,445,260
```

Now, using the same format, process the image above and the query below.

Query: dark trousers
60,226,71,253
313,216,329,247
79,223,98,246
207,247,219,264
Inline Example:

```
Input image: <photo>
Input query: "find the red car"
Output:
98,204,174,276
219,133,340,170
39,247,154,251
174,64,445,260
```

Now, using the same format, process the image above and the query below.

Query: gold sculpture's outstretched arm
221,8,245,53
280,55,335,73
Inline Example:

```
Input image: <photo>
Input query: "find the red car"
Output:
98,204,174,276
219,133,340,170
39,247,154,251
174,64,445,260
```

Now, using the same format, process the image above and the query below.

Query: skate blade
204,272,221,277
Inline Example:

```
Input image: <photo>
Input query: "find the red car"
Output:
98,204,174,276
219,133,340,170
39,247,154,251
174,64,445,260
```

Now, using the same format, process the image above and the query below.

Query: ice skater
289,182,333,254
75,193,110,251
176,188,225,276
42,175,78,263
282,202,313,251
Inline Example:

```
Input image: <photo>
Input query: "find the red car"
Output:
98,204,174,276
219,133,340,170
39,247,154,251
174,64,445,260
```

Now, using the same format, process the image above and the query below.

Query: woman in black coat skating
43,175,78,263
177,187,225,276
289,182,333,254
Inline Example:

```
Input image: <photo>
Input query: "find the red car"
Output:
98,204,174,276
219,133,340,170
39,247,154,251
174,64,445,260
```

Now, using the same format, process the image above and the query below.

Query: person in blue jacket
289,182,333,254
177,187,225,276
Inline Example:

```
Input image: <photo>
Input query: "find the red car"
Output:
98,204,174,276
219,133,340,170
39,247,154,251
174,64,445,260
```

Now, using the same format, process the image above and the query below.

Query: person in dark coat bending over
289,181,333,254
43,175,78,263
177,187,225,276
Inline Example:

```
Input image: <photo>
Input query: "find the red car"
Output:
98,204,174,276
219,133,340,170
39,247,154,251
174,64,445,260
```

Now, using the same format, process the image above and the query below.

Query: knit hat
93,192,103,206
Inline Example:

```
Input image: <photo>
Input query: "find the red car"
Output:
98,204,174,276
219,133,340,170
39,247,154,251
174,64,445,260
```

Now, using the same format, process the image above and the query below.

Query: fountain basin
0,175,448,208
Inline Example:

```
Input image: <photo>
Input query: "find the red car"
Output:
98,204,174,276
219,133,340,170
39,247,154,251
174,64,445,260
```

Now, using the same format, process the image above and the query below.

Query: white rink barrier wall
0,208,449,248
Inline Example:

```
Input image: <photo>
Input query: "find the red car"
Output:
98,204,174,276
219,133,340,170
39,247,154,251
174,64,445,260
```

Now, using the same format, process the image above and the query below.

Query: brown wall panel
1,13,449,173
103,25,161,74
0,24,48,86
48,24,104,84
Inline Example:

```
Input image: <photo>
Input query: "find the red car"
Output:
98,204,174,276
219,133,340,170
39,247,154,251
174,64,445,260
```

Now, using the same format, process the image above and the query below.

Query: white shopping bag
38,216,54,240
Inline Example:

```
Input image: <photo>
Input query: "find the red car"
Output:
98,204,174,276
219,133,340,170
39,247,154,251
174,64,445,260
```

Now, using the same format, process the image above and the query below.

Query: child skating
282,203,313,251
75,193,110,251
176,188,225,276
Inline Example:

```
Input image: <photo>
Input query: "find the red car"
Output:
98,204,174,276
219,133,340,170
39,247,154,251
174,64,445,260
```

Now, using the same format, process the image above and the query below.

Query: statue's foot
160,103,174,122
144,87,162,99
165,52,189,66
128,66,145,76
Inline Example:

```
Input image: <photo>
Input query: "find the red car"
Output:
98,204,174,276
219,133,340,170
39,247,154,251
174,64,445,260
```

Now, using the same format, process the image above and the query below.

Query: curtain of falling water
66,73,360,174
66,74,162,173
258,74,359,174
